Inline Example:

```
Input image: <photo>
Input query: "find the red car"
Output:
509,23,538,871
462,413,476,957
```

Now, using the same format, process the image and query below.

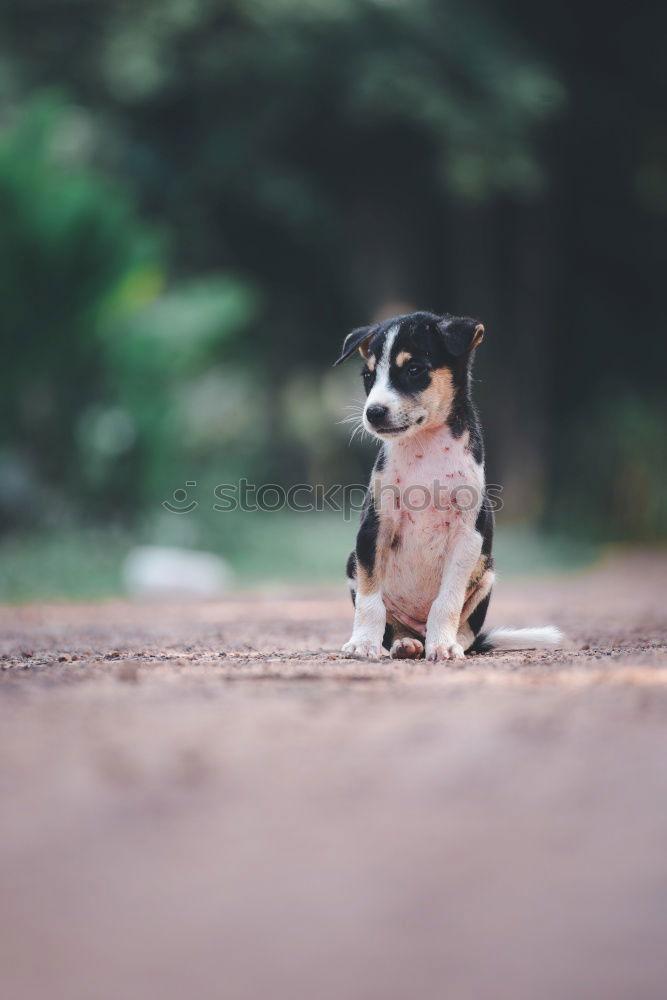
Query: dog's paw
425,641,465,663
390,637,424,660
341,639,382,660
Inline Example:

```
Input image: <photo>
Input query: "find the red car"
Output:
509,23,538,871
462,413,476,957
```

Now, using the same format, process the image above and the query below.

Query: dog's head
335,311,484,440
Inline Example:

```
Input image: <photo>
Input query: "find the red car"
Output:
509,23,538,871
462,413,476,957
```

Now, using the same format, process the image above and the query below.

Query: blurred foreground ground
1,551,666,1000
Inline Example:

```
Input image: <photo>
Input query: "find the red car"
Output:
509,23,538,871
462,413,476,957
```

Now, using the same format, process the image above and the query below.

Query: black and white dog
336,311,561,661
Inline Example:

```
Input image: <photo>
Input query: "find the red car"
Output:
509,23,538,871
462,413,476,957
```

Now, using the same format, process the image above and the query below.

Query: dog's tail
469,625,563,654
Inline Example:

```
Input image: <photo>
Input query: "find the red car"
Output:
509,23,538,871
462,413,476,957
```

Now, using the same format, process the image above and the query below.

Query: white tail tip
484,626,563,651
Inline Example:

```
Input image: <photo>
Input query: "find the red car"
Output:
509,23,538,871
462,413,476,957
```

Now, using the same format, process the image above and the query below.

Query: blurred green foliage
0,0,665,590
0,95,258,526
0,96,159,511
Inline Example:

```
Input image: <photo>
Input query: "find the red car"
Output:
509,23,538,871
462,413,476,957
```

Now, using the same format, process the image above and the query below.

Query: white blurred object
123,546,232,600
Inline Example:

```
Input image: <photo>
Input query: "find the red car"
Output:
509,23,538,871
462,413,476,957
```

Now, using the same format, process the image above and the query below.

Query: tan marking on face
358,338,373,359
395,350,412,367
366,354,376,371
419,368,455,424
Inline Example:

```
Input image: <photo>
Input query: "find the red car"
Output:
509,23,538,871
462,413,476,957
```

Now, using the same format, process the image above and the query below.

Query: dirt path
1,551,666,1000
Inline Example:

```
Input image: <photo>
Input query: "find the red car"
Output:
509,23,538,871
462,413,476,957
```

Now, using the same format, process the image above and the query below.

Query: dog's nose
366,404,389,428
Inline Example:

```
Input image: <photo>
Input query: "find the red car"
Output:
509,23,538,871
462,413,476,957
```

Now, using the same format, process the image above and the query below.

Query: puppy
336,311,562,661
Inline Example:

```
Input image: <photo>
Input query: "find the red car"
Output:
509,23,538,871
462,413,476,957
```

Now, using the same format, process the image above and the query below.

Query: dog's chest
380,429,483,626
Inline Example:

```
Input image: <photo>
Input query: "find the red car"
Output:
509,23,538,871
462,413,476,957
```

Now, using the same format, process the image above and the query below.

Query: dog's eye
362,370,373,385
406,363,425,377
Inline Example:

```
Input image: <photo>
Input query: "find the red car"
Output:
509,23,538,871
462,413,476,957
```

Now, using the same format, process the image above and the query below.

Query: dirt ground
1,550,666,1000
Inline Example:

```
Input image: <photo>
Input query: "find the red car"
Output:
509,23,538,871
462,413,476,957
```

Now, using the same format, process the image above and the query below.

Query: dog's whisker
348,420,368,447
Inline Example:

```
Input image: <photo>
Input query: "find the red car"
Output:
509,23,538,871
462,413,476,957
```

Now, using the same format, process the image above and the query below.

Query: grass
0,513,601,603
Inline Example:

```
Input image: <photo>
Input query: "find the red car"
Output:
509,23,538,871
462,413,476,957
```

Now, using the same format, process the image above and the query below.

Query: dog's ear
437,316,485,357
334,325,374,366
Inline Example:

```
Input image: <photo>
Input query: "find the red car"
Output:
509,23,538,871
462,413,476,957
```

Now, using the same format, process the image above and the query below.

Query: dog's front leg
425,528,482,662
341,501,387,660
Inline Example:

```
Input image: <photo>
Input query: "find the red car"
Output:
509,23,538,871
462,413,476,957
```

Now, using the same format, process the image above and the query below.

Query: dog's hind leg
457,568,495,652
390,634,425,659
387,617,425,660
